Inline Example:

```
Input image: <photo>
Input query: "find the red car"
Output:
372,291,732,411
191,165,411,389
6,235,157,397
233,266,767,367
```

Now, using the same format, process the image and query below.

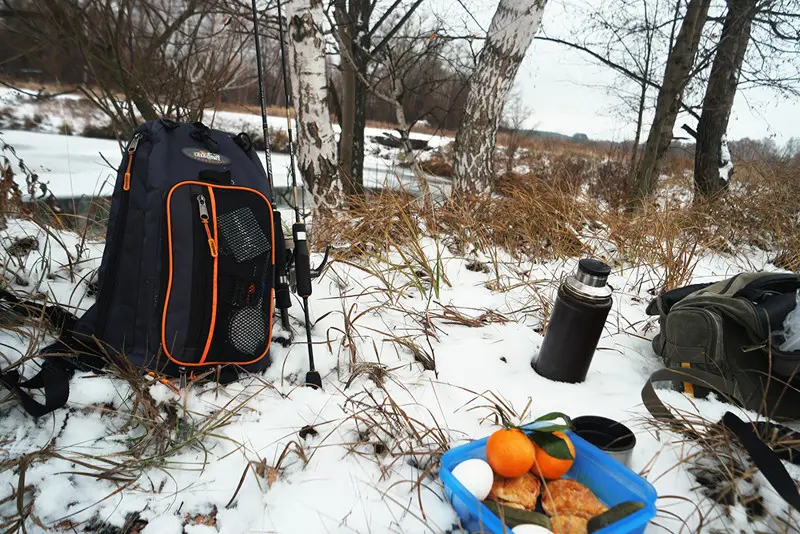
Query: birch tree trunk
693,0,757,197
288,0,342,214
630,0,711,204
452,0,548,195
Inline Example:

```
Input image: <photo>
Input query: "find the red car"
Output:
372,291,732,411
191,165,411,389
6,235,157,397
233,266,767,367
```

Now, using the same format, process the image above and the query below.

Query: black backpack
1,119,289,416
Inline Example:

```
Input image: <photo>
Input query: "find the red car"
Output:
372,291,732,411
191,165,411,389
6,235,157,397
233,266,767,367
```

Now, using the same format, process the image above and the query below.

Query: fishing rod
250,0,289,317
273,0,327,389
251,0,293,333
250,0,273,192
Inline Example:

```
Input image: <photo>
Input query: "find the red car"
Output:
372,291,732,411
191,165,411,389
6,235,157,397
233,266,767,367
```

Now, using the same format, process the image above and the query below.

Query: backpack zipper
197,194,218,257
123,133,143,191
187,192,214,356
95,131,148,341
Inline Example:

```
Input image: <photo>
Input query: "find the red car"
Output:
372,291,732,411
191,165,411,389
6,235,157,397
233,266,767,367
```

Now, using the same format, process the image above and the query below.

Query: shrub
82,123,126,140
420,152,452,177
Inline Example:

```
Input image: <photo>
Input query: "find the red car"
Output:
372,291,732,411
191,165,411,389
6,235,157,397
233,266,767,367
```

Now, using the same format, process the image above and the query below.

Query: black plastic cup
572,415,636,467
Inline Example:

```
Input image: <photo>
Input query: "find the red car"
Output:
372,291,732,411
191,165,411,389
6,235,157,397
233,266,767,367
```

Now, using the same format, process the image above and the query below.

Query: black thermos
533,258,613,383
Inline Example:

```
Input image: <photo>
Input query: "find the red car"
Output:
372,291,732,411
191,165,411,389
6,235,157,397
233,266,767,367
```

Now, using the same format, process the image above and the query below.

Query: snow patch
141,514,183,534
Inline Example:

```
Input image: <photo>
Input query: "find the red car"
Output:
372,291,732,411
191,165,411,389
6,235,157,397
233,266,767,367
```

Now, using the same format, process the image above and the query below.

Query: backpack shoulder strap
0,291,83,417
721,412,800,512
642,367,743,420
642,368,800,512
0,357,75,417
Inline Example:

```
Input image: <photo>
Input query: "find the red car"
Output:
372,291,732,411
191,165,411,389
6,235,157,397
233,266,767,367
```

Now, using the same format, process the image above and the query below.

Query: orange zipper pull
197,194,218,257
123,133,143,191
123,154,133,191
203,220,218,257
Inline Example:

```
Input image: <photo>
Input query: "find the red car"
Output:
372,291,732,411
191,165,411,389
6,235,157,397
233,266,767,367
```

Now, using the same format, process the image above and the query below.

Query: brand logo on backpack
182,147,231,165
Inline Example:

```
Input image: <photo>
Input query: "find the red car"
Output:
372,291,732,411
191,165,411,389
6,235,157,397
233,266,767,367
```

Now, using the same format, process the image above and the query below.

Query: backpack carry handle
190,122,220,153
645,282,714,315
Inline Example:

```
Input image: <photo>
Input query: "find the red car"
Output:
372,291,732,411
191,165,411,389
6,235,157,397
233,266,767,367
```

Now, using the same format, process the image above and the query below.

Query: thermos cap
566,258,613,300
576,259,612,287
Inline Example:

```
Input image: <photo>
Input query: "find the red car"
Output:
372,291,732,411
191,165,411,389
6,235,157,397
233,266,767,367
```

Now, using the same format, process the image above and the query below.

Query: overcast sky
422,0,800,146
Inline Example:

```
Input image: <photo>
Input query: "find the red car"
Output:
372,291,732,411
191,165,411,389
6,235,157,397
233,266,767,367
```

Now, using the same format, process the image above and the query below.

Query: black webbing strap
0,289,77,333
643,368,800,512
0,359,74,417
0,290,80,417
722,412,800,511
190,122,220,153
198,170,232,185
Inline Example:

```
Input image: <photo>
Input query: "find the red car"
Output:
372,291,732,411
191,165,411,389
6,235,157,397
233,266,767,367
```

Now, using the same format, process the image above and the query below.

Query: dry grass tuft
343,386,449,477
707,158,800,269
607,203,704,292
313,141,798,302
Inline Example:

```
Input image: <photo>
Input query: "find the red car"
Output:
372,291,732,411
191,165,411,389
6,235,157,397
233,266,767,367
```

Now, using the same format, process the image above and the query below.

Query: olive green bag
643,272,800,422
642,272,800,513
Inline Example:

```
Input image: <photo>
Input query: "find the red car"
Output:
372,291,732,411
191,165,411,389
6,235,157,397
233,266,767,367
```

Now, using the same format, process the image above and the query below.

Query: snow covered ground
1,89,799,534
2,210,798,533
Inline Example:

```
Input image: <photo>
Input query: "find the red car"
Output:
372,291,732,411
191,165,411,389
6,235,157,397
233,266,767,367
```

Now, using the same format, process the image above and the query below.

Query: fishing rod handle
293,222,313,298
272,209,292,310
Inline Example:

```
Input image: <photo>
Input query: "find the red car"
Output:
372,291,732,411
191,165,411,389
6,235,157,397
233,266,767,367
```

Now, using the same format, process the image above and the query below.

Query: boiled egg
512,525,552,534
451,458,493,500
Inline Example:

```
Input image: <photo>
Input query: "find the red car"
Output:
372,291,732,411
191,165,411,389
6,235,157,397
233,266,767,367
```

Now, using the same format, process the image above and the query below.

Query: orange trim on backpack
161,181,276,368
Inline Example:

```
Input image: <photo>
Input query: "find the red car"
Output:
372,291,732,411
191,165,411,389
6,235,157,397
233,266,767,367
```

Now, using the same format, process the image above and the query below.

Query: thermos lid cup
571,415,636,467
566,258,613,300
578,259,611,280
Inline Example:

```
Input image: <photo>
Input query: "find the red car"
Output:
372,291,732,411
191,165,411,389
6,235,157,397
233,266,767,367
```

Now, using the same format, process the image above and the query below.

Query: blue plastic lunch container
439,429,658,533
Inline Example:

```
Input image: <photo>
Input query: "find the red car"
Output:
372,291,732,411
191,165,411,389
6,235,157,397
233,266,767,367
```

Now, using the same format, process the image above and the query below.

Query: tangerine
485,428,536,478
530,431,576,480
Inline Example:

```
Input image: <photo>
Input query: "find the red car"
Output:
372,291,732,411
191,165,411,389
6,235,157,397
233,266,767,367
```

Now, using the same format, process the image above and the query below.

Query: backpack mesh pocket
206,187,275,364
218,206,271,263
229,306,268,355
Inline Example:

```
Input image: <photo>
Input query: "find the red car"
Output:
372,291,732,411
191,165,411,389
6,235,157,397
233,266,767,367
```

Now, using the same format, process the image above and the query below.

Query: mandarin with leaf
486,428,536,478
530,431,576,480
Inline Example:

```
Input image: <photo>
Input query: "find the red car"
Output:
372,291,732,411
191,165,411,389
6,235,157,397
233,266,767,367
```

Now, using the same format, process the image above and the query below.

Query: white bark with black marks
719,134,733,183
287,0,342,214
452,0,548,195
